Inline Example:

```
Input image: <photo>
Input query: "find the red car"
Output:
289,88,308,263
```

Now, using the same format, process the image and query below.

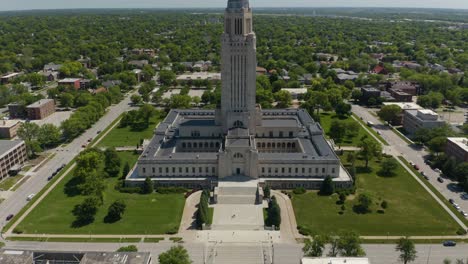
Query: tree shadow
356,166,372,174
376,170,396,178
352,205,371,214
64,177,83,197
71,217,94,228
104,215,121,224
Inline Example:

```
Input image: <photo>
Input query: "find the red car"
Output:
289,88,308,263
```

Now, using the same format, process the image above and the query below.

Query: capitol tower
216,0,260,134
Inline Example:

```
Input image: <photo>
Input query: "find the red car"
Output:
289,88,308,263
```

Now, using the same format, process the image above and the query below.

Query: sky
1,0,467,11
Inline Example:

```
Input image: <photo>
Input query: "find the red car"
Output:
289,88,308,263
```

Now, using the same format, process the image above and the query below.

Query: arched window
233,153,243,159
194,142,198,148
210,142,214,148
282,143,286,148
188,143,192,148
267,143,271,148
292,142,296,148
287,142,291,148
262,143,266,148
233,120,244,128
182,143,186,148
204,142,209,148
216,142,220,148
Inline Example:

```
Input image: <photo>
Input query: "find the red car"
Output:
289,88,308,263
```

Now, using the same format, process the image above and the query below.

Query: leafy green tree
303,235,328,257
122,162,131,179
265,196,281,228
17,122,41,157
131,94,142,105
117,245,137,252
378,105,402,125
263,185,271,199
427,136,447,155
380,158,399,176
59,93,75,108
274,90,292,108
359,138,382,168
37,124,61,149
72,196,99,226
142,177,154,194
159,70,176,86
59,61,84,77
396,237,417,264
329,120,347,146
104,148,121,177
158,246,192,264
168,94,192,109
335,102,351,117
320,176,335,195
337,231,366,257
354,193,372,214
105,200,126,223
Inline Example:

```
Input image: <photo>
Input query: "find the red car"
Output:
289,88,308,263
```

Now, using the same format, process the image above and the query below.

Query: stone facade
128,0,352,190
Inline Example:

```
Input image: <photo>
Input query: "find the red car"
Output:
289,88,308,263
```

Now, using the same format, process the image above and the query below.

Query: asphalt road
352,104,468,218
2,241,468,264
0,92,135,233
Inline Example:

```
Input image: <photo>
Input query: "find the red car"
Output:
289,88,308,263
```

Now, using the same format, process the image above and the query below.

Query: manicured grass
16,152,185,235
6,237,142,243
398,156,468,226
292,155,461,236
362,239,468,244
208,207,214,225
318,112,379,147
351,114,389,146
97,115,161,148
0,175,24,190
144,237,165,243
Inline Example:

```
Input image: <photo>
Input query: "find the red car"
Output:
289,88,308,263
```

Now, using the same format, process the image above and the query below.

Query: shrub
13,228,24,234
157,187,187,194
381,200,388,209
297,225,312,236
117,245,137,252
293,187,306,195
377,209,385,214
118,186,142,194
456,228,467,235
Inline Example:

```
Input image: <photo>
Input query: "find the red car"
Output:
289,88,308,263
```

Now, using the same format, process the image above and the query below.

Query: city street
352,104,468,216
0,92,136,234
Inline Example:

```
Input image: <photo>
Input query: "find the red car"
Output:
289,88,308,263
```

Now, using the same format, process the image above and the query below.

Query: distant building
446,137,468,162
298,74,313,85
26,99,55,120
0,249,152,264
43,63,62,72
7,103,26,119
102,80,122,88
360,86,381,104
388,89,412,102
302,257,370,264
40,71,59,82
128,60,149,68
403,109,446,135
1,72,22,85
281,88,308,100
58,78,81,89
176,72,221,82
386,81,419,96
0,140,27,180
256,66,267,75
131,48,156,57
0,120,21,139
371,64,388,75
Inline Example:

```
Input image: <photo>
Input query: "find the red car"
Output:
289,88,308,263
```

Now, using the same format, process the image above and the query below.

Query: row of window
256,142,297,149
181,142,221,149
256,131,294,138
260,166,336,175
143,166,217,175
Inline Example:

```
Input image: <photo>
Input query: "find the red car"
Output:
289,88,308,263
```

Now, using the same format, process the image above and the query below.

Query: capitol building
128,0,352,191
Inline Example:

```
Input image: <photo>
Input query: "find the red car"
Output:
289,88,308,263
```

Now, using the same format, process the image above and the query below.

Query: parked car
449,199,455,204
443,241,457,247
434,168,442,174
97,130,102,134
462,193,468,200
461,211,468,217
437,177,444,183
423,175,429,180
413,164,420,171
26,193,35,201
454,205,461,210
6,214,14,221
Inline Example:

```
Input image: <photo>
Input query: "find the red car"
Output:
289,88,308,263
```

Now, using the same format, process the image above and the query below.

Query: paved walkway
272,190,301,243
178,191,201,240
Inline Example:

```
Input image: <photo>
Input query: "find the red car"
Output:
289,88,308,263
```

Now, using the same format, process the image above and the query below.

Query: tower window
233,120,244,128
233,153,243,159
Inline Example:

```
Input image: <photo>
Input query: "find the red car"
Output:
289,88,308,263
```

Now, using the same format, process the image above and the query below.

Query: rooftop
382,102,422,110
447,137,468,151
0,140,24,158
59,78,81,82
26,99,54,108
0,119,20,128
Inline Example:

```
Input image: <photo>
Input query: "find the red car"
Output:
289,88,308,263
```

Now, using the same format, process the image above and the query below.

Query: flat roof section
0,140,24,159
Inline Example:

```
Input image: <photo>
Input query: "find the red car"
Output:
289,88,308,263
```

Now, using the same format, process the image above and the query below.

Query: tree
158,245,192,264
396,237,417,264
303,235,327,257
329,120,347,146
380,158,398,176
17,122,41,157
263,185,271,199
122,162,131,179
351,89,362,102
320,176,335,195
427,136,447,154
378,105,402,125
328,235,339,257
274,90,292,108
105,200,126,223
265,196,281,229
117,245,137,252
142,177,154,194
131,94,142,105
359,138,382,168
72,196,99,226
37,124,61,149
168,94,192,109
104,148,121,177
337,231,366,257
354,193,372,214
335,102,351,117
59,93,75,108
159,70,176,86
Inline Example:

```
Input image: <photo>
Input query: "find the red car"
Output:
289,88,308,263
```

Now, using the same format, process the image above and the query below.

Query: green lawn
97,115,161,148
16,152,185,235
318,112,378,146
0,175,24,190
292,155,461,236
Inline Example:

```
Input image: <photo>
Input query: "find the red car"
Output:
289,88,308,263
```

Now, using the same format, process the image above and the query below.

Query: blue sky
1,0,467,11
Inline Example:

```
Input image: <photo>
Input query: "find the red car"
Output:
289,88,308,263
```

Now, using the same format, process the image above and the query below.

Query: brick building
7,103,26,119
26,99,56,120
0,140,27,180
446,137,468,162
0,120,21,139
58,78,81,89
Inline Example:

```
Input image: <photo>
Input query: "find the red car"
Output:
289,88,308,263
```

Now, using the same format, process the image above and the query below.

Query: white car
26,193,35,201
462,211,468,217
462,193,468,200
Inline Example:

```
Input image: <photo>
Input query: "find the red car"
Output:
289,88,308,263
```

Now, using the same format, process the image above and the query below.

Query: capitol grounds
3,110,466,241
